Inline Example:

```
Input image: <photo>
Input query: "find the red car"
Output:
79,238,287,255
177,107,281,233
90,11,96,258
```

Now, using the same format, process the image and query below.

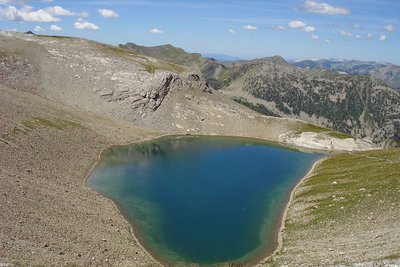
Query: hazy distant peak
292,58,400,89
252,55,289,66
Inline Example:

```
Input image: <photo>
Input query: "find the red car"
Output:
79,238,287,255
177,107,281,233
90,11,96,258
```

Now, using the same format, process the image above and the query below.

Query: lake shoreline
85,134,326,266
255,157,325,266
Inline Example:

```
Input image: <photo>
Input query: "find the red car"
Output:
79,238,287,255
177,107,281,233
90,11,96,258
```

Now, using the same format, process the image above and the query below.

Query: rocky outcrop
0,32,211,125
127,73,212,112
278,132,374,151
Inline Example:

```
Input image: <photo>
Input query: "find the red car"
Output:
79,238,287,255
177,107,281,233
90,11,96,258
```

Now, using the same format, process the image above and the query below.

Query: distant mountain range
201,53,242,62
120,42,400,145
291,59,400,90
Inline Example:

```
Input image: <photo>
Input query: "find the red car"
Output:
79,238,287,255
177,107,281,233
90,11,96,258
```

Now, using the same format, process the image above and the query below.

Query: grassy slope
296,123,354,139
267,148,400,265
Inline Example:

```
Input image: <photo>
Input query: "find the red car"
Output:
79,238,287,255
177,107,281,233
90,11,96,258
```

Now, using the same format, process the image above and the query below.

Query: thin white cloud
339,30,353,37
0,4,87,22
302,25,315,32
34,25,44,32
45,6,73,16
149,28,163,34
0,5,59,22
0,0,14,4
367,33,373,40
288,20,315,32
379,34,387,42
242,25,257,30
311,34,319,40
98,8,119,18
384,24,395,32
272,25,286,31
353,23,361,29
74,19,99,30
46,6,88,17
50,24,62,31
289,20,306,29
228,28,235,34
302,0,350,15
324,38,331,43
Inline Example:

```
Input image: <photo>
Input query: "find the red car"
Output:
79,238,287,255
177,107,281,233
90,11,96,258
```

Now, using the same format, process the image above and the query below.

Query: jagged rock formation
292,59,400,90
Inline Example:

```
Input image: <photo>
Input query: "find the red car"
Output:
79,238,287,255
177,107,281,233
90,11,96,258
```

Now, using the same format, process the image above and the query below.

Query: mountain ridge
118,41,399,145
291,58,400,90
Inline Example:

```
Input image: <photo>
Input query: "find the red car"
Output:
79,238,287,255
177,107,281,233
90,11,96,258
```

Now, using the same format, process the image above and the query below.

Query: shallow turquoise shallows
87,136,322,265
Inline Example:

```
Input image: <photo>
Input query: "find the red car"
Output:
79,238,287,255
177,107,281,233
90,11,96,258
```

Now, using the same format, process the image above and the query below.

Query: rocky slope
118,42,400,146
0,33,213,127
2,32,363,150
120,42,226,89
218,57,400,146
292,59,400,90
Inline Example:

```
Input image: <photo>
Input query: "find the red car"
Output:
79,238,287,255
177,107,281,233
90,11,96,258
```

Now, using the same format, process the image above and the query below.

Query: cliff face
0,33,211,127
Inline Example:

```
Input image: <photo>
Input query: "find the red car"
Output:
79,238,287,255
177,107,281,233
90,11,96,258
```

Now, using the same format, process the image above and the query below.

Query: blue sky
1,0,399,64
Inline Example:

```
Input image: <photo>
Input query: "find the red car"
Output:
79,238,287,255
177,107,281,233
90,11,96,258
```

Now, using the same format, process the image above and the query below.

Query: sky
0,0,399,64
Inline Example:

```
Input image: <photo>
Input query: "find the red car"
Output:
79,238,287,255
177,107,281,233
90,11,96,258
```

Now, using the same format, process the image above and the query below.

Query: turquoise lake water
87,136,322,265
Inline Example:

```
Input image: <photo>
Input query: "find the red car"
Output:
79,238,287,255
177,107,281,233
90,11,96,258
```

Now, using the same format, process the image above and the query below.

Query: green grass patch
326,131,352,139
22,117,82,130
0,51,8,58
0,117,83,143
294,123,353,139
294,149,400,225
384,253,400,260
296,123,328,133
36,34,76,40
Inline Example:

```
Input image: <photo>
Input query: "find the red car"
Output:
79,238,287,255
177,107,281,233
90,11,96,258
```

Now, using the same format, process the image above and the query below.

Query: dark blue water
87,136,322,265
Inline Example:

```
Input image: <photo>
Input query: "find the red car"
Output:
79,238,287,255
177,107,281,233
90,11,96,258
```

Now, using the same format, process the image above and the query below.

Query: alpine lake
87,136,323,266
